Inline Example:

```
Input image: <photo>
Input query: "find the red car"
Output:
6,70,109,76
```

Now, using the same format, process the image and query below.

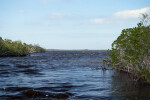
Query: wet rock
52,93,72,99
23,90,46,98
23,90,73,99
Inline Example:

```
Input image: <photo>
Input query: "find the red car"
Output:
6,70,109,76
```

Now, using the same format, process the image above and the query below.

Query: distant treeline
0,36,45,57
107,14,150,83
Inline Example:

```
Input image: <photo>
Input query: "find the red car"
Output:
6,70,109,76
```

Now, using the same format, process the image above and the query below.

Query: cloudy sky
0,0,150,49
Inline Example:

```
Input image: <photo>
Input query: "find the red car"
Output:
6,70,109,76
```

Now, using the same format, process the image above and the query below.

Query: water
0,51,150,100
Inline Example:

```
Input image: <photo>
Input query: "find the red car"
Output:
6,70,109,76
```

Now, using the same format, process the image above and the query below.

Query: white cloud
91,7,150,24
113,7,150,19
90,18,105,24
49,13,66,19
18,10,25,13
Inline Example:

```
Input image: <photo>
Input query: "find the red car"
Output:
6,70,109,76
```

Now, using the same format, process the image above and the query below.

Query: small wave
13,69,40,75
15,65,35,68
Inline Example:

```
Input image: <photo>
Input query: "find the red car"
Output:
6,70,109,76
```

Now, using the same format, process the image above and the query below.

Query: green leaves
109,14,150,82
0,37,45,57
140,69,150,82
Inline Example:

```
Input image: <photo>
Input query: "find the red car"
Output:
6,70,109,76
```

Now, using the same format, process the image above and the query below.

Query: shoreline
0,50,107,57
46,49,107,52
115,67,150,86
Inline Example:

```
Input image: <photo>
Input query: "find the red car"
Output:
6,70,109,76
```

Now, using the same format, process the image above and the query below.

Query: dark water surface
0,51,150,100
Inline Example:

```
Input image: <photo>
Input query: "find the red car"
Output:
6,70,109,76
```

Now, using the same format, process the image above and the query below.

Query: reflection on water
0,51,150,100
110,71,150,100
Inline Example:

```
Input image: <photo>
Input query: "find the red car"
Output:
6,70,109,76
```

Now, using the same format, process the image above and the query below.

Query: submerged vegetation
0,36,45,57
108,14,150,83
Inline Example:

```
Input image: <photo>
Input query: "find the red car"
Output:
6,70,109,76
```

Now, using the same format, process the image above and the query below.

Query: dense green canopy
0,37,45,57
109,14,150,82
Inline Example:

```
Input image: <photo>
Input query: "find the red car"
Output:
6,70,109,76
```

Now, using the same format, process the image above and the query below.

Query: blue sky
0,0,150,49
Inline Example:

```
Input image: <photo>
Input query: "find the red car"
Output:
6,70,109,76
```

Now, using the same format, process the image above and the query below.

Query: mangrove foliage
0,36,45,57
108,14,150,83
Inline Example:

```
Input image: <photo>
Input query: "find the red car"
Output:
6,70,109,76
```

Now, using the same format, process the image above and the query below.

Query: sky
0,0,150,50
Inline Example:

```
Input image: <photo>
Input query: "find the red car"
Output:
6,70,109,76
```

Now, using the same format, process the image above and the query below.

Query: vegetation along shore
0,36,45,57
107,14,150,84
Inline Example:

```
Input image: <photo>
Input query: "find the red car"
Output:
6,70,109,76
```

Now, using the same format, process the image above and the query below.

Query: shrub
109,14,150,82
0,37,45,57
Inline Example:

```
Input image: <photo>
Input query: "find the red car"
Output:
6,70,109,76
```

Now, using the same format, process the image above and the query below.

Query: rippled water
0,51,150,100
